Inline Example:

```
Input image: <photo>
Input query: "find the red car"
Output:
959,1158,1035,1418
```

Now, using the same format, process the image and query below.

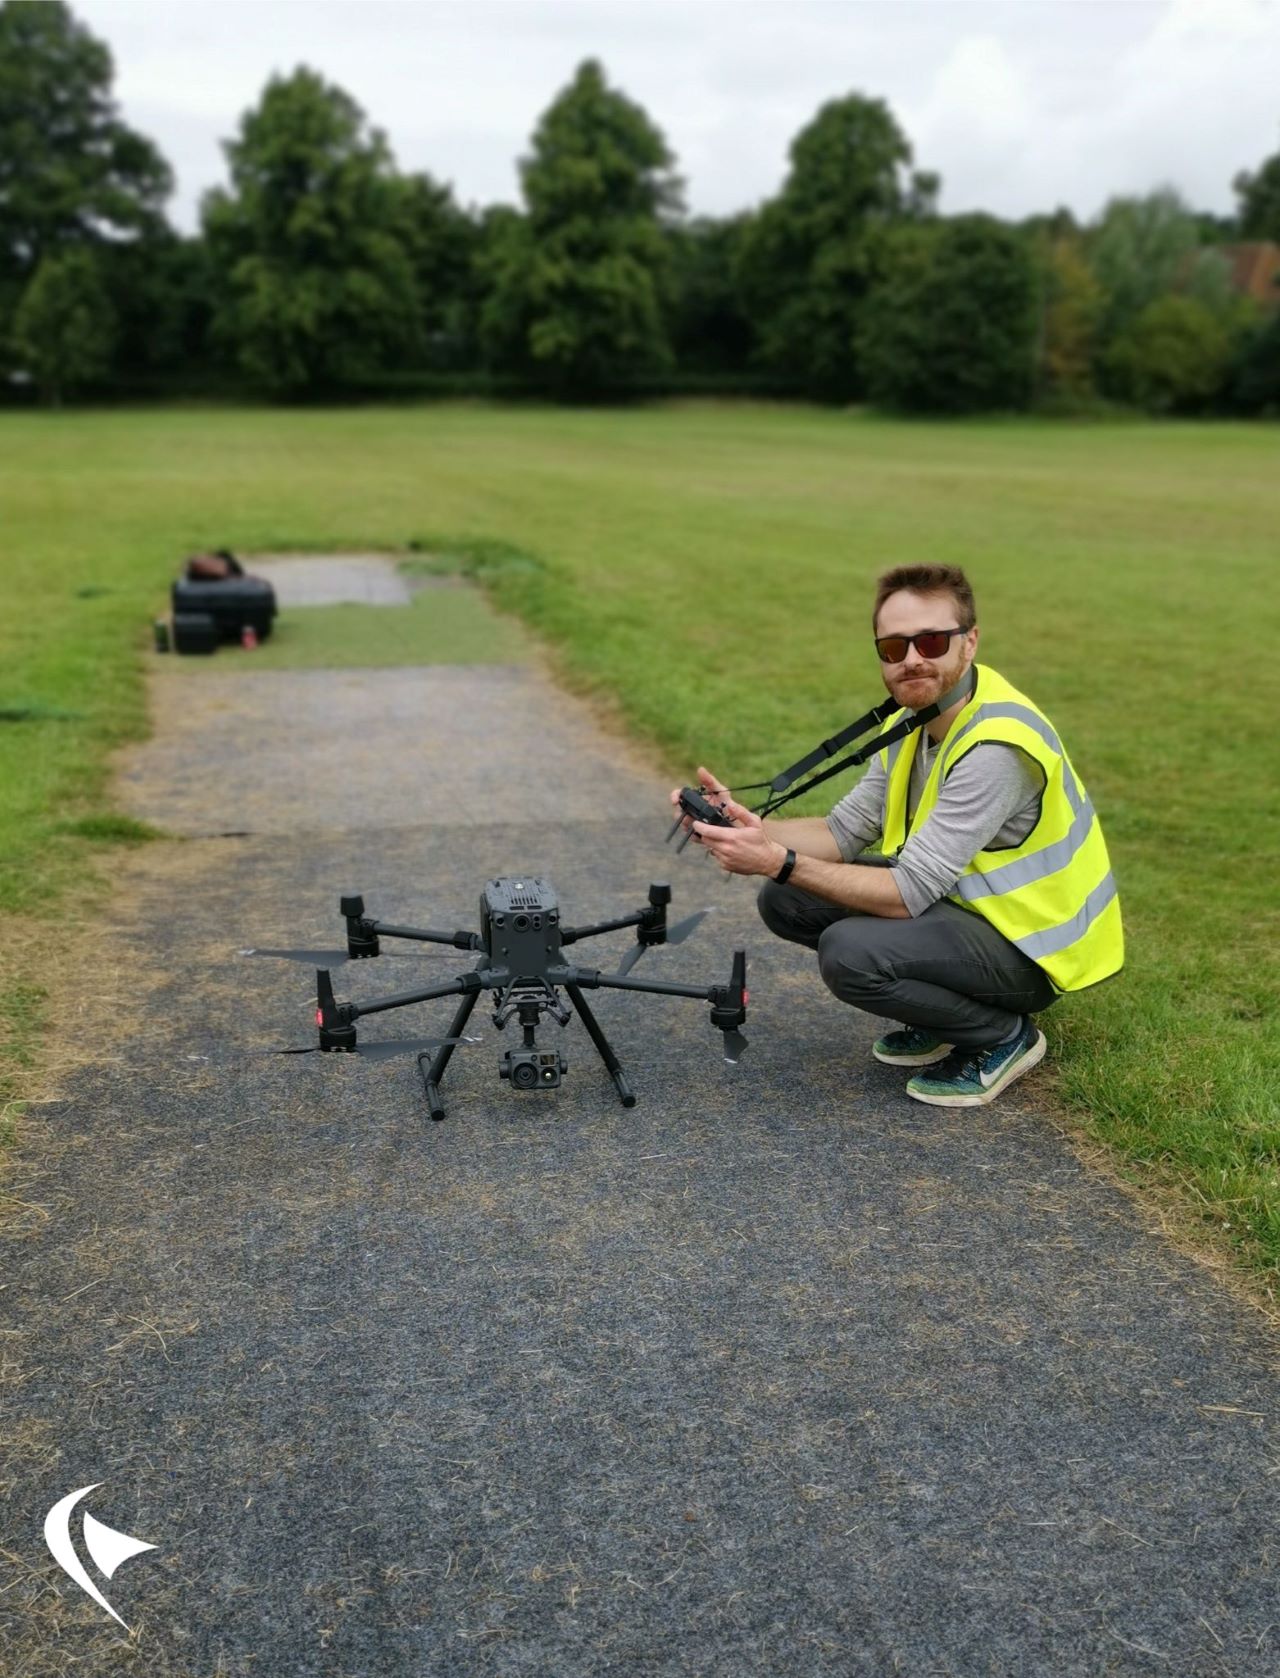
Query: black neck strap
747,667,977,819
730,695,900,801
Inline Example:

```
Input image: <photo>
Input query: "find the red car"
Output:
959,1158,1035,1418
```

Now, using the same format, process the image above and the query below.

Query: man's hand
668,765,731,833
692,797,787,879
672,776,906,911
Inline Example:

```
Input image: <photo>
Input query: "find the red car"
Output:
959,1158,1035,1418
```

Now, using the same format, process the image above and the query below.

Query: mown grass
0,401,1276,1277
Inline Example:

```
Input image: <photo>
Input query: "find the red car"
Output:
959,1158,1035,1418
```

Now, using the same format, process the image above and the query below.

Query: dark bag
171,575,277,642
184,549,245,581
172,612,219,654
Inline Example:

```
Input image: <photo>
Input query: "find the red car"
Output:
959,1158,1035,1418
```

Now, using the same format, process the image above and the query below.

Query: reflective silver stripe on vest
943,702,1063,773
954,794,1095,901
1013,871,1118,960
884,734,909,777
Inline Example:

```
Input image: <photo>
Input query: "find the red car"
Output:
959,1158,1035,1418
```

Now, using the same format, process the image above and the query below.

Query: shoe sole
873,1042,953,1066
905,1030,1047,1107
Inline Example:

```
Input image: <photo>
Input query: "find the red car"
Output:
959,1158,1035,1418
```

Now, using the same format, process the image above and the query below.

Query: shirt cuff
825,813,864,863
892,866,939,919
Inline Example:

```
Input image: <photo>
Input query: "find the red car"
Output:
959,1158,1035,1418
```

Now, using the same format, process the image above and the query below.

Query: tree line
2,1,1279,412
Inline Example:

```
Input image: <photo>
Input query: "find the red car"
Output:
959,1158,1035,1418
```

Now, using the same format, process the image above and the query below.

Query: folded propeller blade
240,946,454,966
259,1033,481,1062
614,906,712,976
721,1028,748,1064
615,941,647,977
666,907,713,945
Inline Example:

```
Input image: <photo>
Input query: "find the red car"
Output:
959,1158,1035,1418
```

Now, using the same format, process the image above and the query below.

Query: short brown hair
873,564,976,633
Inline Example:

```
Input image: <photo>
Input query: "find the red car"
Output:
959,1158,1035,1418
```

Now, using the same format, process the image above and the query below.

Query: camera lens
514,913,530,932
512,1060,538,1090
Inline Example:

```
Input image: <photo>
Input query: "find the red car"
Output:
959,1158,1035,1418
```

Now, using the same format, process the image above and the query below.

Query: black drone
245,879,747,1120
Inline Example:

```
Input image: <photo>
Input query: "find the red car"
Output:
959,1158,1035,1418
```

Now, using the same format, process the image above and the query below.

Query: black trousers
757,879,1060,1050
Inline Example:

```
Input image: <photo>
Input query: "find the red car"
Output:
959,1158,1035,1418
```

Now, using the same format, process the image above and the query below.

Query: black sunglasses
874,627,971,663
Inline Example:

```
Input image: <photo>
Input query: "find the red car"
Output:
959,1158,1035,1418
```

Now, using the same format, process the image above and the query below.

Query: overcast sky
72,0,1280,231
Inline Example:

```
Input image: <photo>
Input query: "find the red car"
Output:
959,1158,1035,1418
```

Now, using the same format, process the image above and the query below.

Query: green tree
1230,309,1280,414
1088,188,1223,341
474,205,530,375
392,172,481,368
98,233,219,380
1104,295,1234,413
481,59,682,397
665,214,755,376
1021,205,1081,243
11,247,116,405
400,176,478,365
0,0,172,369
859,215,1038,413
736,94,936,401
201,67,422,396
1036,233,1104,405
1193,210,1239,244
1234,134,1280,240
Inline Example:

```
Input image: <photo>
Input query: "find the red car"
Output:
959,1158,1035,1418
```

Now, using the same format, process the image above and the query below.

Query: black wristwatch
773,847,797,885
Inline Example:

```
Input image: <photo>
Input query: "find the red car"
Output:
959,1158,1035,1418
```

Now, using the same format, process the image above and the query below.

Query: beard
884,653,967,711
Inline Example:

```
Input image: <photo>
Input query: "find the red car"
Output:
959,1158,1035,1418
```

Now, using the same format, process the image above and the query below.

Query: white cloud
69,0,1280,230
909,34,1034,210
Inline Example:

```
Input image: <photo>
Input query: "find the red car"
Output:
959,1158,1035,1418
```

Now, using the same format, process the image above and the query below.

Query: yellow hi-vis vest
878,662,1123,993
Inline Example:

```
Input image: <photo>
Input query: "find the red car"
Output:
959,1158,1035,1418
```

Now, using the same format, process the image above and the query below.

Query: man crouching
673,564,1122,1107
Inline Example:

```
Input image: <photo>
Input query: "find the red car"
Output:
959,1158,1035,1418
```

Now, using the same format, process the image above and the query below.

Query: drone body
251,877,747,1120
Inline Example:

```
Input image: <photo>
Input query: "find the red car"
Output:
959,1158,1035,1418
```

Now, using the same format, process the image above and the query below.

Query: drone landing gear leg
564,982,636,1109
418,986,481,1121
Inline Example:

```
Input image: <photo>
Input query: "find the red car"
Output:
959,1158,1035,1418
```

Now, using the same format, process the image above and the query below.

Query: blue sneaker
872,1026,952,1066
905,1019,1046,1107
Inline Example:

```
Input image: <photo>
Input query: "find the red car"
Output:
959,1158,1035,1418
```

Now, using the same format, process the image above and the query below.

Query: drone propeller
239,945,455,968
182,1030,481,1067
716,950,749,1064
615,907,714,975
721,1028,748,1064
262,1033,481,1063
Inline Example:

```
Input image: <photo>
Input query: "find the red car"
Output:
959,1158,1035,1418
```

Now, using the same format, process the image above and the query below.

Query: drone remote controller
678,787,734,827
667,787,737,854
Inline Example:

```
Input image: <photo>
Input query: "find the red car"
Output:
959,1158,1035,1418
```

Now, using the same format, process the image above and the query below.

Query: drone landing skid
416,977,635,1122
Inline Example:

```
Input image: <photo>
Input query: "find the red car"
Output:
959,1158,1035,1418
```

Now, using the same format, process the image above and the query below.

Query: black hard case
172,612,219,654
171,576,277,641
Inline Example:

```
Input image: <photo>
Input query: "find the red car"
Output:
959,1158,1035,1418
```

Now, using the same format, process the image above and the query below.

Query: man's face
873,589,978,711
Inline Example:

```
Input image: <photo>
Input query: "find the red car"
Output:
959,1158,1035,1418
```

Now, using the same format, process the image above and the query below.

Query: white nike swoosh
980,1048,1020,1086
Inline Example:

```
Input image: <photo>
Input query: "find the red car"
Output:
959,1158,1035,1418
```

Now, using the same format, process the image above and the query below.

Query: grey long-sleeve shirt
825,735,1045,918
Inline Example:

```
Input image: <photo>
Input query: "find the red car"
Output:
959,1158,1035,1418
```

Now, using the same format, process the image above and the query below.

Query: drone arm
349,969,493,1019
554,965,720,1003
561,883,671,949
367,921,481,951
559,911,646,946
557,950,749,1064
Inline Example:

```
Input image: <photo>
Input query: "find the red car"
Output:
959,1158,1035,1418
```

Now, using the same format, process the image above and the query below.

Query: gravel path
3,573,1278,1677
247,554,415,607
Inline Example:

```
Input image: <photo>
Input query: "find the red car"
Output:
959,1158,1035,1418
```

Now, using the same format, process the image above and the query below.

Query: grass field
0,402,1276,1279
